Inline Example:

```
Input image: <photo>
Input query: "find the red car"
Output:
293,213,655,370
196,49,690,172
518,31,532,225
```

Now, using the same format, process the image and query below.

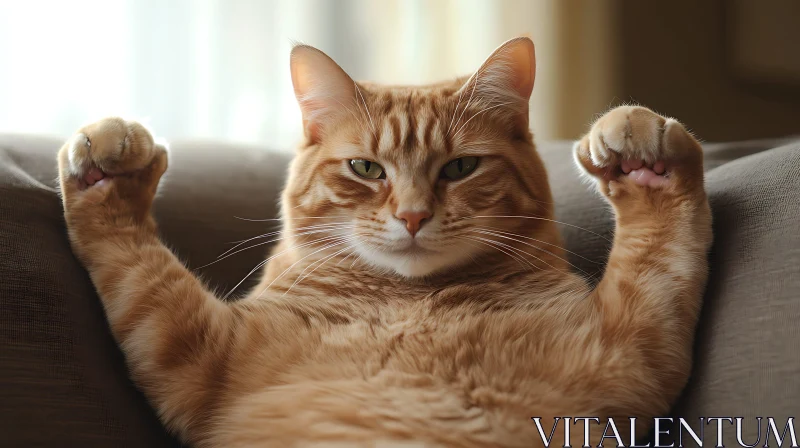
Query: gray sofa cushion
0,132,797,446
670,143,800,444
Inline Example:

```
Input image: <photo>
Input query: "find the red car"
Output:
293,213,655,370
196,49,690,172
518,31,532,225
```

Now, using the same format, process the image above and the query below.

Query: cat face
283,38,554,277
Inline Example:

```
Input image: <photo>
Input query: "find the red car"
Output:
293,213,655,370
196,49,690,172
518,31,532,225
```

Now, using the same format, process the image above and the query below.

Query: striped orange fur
57,37,711,447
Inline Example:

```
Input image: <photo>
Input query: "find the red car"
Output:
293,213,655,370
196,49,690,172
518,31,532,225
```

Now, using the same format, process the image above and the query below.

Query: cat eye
441,157,479,180
350,159,386,180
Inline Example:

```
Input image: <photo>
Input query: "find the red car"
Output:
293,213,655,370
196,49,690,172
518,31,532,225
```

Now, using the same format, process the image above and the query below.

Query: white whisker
448,67,485,137
234,215,351,222
461,215,612,243
334,98,370,137
255,237,350,300
452,101,516,140
218,222,353,259
198,226,354,270
221,233,351,300
471,229,593,277
446,78,469,136
285,243,356,296
354,82,377,139
455,236,532,271
350,251,364,269
474,235,569,275
474,226,602,265
337,246,358,266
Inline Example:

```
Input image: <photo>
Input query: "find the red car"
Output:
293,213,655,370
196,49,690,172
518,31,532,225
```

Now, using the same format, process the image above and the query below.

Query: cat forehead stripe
366,96,455,155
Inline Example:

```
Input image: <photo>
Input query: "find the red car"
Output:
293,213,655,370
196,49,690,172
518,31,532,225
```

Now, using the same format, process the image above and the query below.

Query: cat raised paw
57,117,168,219
61,117,166,189
573,105,704,197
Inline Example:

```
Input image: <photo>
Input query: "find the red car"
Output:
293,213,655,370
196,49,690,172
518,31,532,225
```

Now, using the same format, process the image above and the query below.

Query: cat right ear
456,37,536,119
290,45,357,144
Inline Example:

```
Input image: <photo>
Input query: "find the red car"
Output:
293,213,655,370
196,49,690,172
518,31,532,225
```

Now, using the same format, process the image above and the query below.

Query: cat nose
395,210,432,237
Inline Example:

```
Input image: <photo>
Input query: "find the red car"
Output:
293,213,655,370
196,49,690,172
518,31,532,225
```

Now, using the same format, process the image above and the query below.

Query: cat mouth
385,240,437,256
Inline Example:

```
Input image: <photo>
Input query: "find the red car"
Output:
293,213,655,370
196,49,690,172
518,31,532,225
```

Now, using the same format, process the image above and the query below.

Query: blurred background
0,0,798,151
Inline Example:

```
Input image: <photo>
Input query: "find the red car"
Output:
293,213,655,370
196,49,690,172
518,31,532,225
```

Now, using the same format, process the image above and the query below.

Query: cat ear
459,37,536,111
290,45,358,143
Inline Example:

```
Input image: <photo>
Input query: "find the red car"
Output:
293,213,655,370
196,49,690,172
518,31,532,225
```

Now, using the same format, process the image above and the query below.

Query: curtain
0,0,615,151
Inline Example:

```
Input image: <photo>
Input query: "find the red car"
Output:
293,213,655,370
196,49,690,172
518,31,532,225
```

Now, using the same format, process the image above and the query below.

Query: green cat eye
441,157,479,180
350,159,386,179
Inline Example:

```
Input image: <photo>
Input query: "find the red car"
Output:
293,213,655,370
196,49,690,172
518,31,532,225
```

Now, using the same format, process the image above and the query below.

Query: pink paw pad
78,167,110,189
621,159,668,187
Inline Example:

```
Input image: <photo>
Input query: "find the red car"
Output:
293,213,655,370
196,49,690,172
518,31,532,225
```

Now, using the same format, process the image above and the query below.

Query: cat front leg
573,106,713,415
57,118,237,443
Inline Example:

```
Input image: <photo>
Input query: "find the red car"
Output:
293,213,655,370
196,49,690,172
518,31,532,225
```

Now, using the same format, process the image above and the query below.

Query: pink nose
395,210,432,237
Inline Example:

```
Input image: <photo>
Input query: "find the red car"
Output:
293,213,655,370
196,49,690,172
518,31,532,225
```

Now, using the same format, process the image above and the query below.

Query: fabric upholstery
0,132,797,446
669,142,800,444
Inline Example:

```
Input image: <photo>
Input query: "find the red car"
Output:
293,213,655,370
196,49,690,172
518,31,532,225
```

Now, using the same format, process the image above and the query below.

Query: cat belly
213,367,546,447
210,304,577,447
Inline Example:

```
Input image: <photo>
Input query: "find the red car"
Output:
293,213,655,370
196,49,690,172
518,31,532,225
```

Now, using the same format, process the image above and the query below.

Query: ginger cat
57,37,712,447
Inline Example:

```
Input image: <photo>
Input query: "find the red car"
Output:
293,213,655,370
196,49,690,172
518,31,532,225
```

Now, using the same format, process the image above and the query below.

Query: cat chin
354,245,466,278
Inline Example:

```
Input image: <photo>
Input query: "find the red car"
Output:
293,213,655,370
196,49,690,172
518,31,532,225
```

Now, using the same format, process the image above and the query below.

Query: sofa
1,133,798,447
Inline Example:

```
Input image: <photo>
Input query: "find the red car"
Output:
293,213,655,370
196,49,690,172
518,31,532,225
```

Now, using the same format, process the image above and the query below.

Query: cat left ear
290,45,358,144
459,37,536,111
